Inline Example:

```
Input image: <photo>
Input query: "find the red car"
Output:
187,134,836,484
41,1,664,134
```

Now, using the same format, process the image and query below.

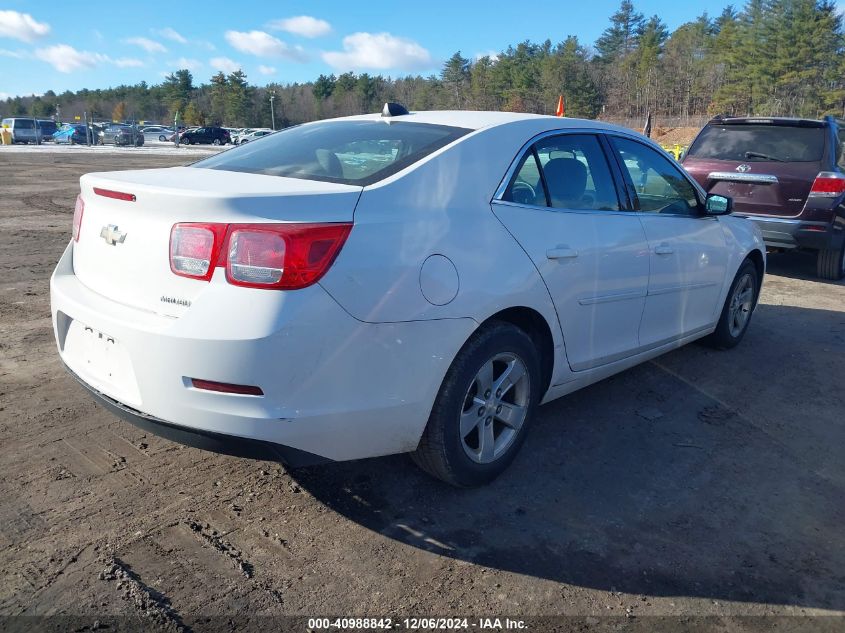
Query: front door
607,135,729,346
492,133,650,372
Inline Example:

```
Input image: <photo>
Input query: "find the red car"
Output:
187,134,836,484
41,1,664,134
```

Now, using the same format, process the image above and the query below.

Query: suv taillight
169,222,351,289
809,171,845,198
72,194,84,242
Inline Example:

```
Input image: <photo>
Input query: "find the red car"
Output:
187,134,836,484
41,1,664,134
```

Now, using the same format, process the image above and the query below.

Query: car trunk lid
73,166,361,317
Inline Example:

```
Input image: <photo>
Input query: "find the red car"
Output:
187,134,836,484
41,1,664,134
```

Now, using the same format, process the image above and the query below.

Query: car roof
337,110,628,133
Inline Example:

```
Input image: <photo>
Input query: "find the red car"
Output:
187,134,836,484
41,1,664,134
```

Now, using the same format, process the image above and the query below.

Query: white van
1,117,49,143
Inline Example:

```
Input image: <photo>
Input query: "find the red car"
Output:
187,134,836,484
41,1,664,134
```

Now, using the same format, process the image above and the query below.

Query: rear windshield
193,120,471,185
687,124,825,162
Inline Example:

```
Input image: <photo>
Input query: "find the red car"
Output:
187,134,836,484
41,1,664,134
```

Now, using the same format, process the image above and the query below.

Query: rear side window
688,124,824,162
503,134,619,211
16,119,34,129
194,120,471,186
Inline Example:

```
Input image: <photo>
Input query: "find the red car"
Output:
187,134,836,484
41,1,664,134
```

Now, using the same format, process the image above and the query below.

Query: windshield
193,120,471,185
687,124,825,162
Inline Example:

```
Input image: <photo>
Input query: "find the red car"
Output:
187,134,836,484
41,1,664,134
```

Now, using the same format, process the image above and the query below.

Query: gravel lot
0,151,843,632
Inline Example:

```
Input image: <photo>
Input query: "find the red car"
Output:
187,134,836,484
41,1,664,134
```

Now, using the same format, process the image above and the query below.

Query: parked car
237,129,273,144
230,128,253,144
51,108,764,486
98,124,144,147
1,117,52,143
53,124,92,145
180,126,230,145
37,119,58,142
140,126,173,143
682,115,845,280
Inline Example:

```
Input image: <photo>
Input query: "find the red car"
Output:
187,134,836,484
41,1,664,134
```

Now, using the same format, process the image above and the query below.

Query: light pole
269,91,276,131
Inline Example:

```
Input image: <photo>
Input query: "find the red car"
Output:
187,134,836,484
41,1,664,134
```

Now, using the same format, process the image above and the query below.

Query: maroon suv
682,116,845,280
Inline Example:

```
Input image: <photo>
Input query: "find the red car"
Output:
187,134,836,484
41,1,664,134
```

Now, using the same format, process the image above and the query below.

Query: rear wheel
703,259,759,349
816,242,845,281
212,138,221,146
412,322,541,487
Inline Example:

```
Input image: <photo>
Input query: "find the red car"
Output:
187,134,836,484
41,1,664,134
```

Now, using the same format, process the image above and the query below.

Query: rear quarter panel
318,118,567,349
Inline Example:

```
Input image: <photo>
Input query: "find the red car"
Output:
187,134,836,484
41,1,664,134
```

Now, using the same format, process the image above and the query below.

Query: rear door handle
654,243,674,255
546,246,579,260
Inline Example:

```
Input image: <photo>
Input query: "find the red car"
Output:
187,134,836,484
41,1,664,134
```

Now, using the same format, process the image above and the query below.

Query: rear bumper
739,215,837,250
64,363,329,467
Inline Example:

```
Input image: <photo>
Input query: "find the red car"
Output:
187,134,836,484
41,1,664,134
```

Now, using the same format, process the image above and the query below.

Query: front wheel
412,322,541,487
703,259,759,349
816,242,845,281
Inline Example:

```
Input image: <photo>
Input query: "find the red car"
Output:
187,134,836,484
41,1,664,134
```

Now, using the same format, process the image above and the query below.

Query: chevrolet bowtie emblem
100,224,127,246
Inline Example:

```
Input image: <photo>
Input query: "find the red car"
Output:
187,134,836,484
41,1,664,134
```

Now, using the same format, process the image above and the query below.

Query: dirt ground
0,152,843,632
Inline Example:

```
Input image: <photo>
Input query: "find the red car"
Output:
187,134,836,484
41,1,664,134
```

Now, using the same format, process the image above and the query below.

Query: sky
0,1,739,99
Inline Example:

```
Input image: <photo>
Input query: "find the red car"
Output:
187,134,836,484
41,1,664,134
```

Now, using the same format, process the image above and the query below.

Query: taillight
72,194,84,242
225,223,352,289
169,223,227,281
168,222,351,289
809,172,845,198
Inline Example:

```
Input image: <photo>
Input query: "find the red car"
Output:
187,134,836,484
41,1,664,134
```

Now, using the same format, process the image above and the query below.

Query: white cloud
0,48,26,59
268,16,331,38
114,57,144,68
125,37,166,54
169,57,203,71
258,65,276,75
322,32,432,71
155,27,187,44
34,44,145,73
0,92,10,100
0,11,50,43
210,56,241,73
224,30,306,60
35,45,105,73
475,50,500,62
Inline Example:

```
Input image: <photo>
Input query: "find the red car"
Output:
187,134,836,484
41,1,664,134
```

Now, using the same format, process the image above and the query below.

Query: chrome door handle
546,247,579,259
654,244,674,255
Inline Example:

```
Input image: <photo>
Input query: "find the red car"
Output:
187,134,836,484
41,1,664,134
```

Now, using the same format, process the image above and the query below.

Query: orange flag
555,95,565,117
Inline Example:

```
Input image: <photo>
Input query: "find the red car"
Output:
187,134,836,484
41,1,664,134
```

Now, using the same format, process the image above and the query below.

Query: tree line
3,0,844,128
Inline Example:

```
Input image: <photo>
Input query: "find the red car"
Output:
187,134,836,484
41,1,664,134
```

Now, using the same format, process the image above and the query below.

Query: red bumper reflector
94,187,137,202
190,379,264,396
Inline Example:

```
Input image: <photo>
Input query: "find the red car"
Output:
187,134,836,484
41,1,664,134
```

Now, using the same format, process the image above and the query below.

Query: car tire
702,259,759,350
159,135,167,142
212,138,221,146
816,242,845,281
411,321,541,487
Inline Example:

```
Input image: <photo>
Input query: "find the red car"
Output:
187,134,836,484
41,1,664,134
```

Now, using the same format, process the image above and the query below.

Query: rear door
608,135,729,344
683,122,827,218
492,132,650,372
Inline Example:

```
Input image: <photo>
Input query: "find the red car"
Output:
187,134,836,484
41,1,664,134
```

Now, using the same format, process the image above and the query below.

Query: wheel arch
477,306,555,397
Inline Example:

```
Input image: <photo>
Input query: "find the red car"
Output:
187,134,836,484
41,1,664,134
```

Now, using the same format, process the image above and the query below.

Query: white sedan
50,107,765,486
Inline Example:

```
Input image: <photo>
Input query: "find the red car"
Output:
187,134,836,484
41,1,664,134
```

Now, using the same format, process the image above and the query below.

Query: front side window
610,137,701,216
194,120,471,186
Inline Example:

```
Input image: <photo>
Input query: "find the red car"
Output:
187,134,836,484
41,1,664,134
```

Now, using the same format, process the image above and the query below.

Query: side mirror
705,193,733,215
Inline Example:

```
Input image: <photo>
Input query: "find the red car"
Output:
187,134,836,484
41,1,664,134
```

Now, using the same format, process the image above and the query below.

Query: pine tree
441,52,470,108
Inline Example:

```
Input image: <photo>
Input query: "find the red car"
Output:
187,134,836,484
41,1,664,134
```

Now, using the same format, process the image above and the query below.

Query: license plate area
61,317,142,406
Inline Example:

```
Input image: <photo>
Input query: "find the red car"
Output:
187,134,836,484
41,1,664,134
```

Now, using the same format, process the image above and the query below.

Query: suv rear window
193,120,471,186
687,124,825,162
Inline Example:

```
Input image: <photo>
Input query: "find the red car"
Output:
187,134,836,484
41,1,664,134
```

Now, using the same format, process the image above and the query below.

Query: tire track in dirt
100,557,189,632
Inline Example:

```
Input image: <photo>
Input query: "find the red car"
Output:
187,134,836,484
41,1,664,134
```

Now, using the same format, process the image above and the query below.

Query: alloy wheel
459,352,530,464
